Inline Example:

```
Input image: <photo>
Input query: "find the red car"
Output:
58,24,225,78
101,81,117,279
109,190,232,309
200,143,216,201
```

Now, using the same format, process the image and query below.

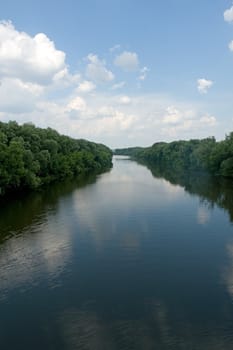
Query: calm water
1,156,233,349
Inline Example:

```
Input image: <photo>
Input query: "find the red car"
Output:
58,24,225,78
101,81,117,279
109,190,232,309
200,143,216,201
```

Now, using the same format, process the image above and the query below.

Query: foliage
0,121,112,196
114,134,233,178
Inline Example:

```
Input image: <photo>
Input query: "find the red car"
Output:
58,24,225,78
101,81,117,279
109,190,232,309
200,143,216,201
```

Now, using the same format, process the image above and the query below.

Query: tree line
114,133,233,178
0,121,112,196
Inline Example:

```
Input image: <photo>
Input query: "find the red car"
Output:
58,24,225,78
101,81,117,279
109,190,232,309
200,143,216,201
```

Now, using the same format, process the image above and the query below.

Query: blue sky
0,0,233,147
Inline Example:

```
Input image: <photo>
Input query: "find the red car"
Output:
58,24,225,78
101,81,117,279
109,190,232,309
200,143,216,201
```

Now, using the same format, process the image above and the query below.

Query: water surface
1,156,233,349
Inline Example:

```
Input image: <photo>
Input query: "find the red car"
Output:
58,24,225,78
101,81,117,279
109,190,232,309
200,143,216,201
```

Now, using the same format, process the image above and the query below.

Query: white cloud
138,66,149,81
224,5,233,22
0,77,43,113
197,78,213,94
199,114,217,126
163,106,183,124
229,40,233,51
109,44,121,52
111,81,126,90
114,51,139,72
161,107,217,139
0,21,67,85
119,96,131,105
162,105,205,131
76,80,96,93
96,110,135,132
52,68,80,87
31,94,219,147
86,54,114,83
67,96,86,112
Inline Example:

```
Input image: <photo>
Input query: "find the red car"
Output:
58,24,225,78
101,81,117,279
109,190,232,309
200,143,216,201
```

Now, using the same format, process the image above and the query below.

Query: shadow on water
0,170,110,244
140,160,233,223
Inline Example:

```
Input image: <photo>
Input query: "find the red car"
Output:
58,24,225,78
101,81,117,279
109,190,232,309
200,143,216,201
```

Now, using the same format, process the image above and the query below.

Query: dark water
1,156,233,349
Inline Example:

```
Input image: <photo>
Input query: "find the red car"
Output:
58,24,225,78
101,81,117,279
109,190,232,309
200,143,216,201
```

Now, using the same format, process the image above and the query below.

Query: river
1,156,233,349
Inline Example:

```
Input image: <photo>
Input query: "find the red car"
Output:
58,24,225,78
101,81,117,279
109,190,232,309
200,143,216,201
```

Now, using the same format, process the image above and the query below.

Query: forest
115,133,233,178
0,121,112,196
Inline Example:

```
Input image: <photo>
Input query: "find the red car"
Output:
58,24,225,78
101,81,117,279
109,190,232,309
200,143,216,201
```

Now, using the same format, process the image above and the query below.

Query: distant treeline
114,134,233,178
0,121,112,196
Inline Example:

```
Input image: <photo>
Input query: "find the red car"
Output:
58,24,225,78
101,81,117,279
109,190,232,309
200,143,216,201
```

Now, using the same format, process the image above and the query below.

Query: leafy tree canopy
0,121,112,196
